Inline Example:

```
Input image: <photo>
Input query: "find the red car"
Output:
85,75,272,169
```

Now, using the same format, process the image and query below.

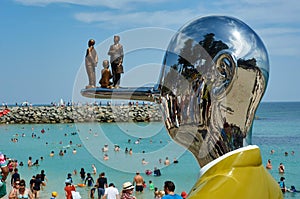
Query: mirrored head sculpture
158,15,269,167
81,16,269,168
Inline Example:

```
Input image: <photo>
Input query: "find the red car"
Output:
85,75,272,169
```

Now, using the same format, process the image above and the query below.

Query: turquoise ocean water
0,102,300,198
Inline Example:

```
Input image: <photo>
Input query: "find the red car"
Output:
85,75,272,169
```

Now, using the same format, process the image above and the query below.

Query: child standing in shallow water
80,168,86,181
85,173,94,187
149,180,155,191
90,185,97,199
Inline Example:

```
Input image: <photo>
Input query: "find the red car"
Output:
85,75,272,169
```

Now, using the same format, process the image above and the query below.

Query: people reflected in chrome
158,16,269,167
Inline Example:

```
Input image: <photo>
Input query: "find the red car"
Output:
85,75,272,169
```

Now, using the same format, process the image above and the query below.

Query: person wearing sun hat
50,191,58,199
121,182,136,199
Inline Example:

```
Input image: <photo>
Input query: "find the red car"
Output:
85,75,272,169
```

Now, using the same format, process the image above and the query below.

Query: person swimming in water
266,159,272,169
278,162,285,173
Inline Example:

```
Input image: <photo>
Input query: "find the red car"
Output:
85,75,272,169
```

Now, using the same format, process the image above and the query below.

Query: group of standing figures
85,35,124,89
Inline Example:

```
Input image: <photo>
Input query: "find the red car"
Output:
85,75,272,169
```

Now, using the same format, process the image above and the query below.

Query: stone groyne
0,105,163,124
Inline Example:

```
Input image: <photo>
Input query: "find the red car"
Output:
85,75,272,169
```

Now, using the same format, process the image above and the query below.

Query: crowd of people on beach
67,171,187,199
0,151,50,199
0,122,189,199
3,117,300,198
1,150,187,199
2,125,300,198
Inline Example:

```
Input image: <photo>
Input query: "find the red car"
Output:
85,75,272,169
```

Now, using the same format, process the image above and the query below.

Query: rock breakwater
0,105,163,124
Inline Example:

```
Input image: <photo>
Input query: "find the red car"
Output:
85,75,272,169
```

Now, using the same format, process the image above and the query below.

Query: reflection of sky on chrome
229,28,270,83
171,32,187,55
230,29,251,58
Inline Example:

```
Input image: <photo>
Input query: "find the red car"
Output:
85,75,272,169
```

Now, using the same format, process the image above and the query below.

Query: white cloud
258,27,300,37
195,0,300,31
15,0,300,57
14,0,168,9
203,0,300,57
256,26,300,56
264,33,300,56
74,9,197,28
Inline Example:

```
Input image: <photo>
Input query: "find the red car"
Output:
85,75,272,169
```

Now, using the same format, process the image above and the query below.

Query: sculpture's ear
211,50,237,99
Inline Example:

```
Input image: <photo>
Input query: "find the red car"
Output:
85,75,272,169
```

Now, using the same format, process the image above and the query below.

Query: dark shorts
135,185,143,192
98,188,105,197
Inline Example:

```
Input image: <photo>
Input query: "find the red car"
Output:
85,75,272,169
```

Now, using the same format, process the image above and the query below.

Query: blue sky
1,0,300,104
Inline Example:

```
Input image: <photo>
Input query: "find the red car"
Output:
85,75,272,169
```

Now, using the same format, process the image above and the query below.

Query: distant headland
0,104,162,124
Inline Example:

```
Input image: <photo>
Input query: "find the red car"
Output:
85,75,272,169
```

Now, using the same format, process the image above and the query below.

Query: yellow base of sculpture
188,145,283,199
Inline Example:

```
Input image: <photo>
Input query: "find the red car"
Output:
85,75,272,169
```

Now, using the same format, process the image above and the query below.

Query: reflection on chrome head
158,16,269,167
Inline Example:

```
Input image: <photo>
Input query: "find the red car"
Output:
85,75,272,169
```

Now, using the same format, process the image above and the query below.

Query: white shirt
104,186,119,199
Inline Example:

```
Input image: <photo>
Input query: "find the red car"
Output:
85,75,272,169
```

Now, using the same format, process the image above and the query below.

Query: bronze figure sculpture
85,39,98,89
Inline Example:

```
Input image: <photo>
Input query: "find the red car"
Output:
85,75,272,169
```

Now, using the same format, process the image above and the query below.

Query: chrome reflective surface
159,16,269,167
81,86,159,101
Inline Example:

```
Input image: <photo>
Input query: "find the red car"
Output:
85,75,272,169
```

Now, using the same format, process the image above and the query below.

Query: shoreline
0,104,163,124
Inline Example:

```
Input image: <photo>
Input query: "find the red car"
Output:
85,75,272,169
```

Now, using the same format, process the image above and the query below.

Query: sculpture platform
80,86,160,101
